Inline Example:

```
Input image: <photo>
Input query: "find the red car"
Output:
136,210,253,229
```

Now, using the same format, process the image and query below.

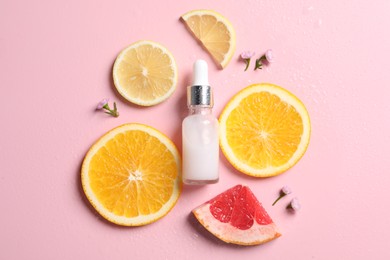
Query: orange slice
81,123,182,226
219,83,311,177
113,40,178,106
181,9,236,69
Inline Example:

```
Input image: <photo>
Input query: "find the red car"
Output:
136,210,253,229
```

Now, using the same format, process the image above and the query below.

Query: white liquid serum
182,60,219,185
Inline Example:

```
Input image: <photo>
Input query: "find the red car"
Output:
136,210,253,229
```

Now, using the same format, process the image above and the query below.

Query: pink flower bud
97,98,109,110
282,185,292,195
265,49,274,63
288,198,301,212
240,51,255,60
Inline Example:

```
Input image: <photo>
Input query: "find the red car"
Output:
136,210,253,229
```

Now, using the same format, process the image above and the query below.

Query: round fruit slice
193,185,281,245
113,40,178,106
81,123,182,226
181,9,236,69
219,83,311,177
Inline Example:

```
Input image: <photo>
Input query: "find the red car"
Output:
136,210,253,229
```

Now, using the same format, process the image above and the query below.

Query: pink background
1,0,390,259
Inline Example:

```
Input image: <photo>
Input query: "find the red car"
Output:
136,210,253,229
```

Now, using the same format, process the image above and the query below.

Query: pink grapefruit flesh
193,185,281,245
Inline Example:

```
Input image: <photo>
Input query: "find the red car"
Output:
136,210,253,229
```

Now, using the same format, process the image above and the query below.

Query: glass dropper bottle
182,60,219,185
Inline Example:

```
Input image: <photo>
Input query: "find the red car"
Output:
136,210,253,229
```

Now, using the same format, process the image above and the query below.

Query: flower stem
103,102,119,117
244,59,250,71
272,194,285,206
254,58,263,70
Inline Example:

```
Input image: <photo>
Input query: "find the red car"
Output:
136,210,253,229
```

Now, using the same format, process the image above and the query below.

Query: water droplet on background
303,6,314,15
315,19,323,28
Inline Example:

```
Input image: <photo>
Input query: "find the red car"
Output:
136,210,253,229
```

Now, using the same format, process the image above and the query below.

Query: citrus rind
193,204,281,245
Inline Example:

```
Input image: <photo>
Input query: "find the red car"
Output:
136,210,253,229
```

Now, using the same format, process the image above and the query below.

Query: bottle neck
188,106,212,115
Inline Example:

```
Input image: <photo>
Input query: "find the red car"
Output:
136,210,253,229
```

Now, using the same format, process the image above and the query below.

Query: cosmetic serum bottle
182,60,219,185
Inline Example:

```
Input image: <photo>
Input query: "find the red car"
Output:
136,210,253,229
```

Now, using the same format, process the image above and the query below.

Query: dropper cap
187,60,213,107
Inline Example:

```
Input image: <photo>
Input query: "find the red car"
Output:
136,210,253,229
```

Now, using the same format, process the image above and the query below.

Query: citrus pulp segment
193,185,281,245
219,83,311,177
181,9,236,69
113,40,178,106
81,123,182,226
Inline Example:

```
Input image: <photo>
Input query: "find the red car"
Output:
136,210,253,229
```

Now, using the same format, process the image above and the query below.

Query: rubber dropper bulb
193,59,209,86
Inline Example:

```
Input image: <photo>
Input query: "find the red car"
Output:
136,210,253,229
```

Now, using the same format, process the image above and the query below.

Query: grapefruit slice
193,185,281,245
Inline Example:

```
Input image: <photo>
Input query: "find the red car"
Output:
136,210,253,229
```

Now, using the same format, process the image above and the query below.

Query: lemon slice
181,9,236,69
81,123,182,226
113,40,178,106
219,83,311,177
